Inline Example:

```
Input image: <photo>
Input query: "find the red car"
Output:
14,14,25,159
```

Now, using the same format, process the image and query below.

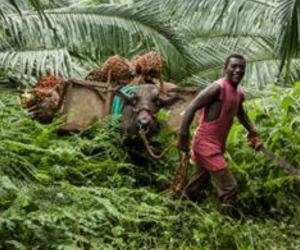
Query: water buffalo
115,83,183,138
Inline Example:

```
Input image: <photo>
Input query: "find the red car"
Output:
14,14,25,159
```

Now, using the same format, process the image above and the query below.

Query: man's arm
237,102,263,150
237,102,257,135
177,83,220,152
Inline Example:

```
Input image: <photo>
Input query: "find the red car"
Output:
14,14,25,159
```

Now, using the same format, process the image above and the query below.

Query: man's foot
221,204,241,220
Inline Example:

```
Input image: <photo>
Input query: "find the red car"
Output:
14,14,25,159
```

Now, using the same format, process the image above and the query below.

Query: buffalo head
115,84,181,137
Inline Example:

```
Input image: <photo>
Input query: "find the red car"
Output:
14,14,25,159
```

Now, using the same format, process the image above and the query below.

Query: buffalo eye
128,95,139,106
152,96,163,107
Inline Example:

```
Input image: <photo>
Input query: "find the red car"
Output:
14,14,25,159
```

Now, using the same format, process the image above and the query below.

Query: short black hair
224,54,246,68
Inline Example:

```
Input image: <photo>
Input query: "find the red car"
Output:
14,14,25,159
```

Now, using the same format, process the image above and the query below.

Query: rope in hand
169,151,190,194
160,150,190,199
138,129,190,195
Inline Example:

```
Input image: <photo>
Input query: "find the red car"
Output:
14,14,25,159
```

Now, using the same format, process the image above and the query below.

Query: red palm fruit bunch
21,75,62,123
32,90,60,124
27,75,61,100
131,51,162,81
85,55,133,86
22,75,62,107
35,75,63,89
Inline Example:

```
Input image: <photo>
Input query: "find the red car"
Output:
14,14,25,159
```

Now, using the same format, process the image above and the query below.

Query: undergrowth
0,84,300,249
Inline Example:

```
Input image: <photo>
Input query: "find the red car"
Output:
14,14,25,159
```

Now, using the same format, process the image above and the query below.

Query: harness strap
111,85,137,115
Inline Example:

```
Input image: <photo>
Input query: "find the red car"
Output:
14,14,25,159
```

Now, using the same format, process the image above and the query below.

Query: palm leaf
0,0,47,18
2,3,198,80
168,0,300,91
182,33,300,90
0,48,78,85
275,0,300,77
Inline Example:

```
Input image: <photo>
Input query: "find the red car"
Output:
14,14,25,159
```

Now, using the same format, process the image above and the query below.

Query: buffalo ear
158,95,183,108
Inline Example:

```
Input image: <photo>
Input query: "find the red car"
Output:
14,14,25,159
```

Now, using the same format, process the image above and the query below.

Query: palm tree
163,0,300,89
0,0,299,90
0,0,198,86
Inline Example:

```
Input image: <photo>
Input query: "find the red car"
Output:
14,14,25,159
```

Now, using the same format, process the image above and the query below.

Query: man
177,54,263,217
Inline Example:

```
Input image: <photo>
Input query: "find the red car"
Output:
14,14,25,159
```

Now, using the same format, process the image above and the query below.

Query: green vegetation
0,83,300,249
1,0,300,249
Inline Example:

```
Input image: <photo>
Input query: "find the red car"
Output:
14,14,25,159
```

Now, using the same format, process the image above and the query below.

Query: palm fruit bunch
35,75,63,89
31,75,62,102
21,75,62,123
131,51,162,81
85,55,132,86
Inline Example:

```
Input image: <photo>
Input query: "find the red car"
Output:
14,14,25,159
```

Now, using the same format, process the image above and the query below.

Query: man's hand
177,134,190,152
247,132,263,151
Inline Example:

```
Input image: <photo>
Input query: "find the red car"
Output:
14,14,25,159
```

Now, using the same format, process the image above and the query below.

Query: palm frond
163,0,213,21
181,33,300,92
186,56,300,94
181,1,275,39
2,4,197,80
0,0,48,16
0,34,13,51
275,0,300,76
0,48,76,84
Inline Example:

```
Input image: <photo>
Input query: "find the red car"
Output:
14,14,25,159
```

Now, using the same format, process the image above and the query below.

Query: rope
160,151,190,199
170,152,190,193
138,130,177,159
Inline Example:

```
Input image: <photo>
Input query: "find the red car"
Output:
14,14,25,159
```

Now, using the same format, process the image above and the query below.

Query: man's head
224,54,246,85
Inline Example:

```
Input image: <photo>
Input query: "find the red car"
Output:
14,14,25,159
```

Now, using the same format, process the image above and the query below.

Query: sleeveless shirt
192,78,244,171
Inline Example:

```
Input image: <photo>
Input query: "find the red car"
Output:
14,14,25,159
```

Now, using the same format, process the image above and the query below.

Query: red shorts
191,149,227,172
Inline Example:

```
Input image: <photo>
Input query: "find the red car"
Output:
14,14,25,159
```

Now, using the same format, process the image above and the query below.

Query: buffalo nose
137,116,151,129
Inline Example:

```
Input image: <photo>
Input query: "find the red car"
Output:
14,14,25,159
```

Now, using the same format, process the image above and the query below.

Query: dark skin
178,57,261,152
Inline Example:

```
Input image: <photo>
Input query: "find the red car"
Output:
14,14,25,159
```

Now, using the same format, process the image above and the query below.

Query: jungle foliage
1,0,300,249
1,0,300,90
0,83,300,249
